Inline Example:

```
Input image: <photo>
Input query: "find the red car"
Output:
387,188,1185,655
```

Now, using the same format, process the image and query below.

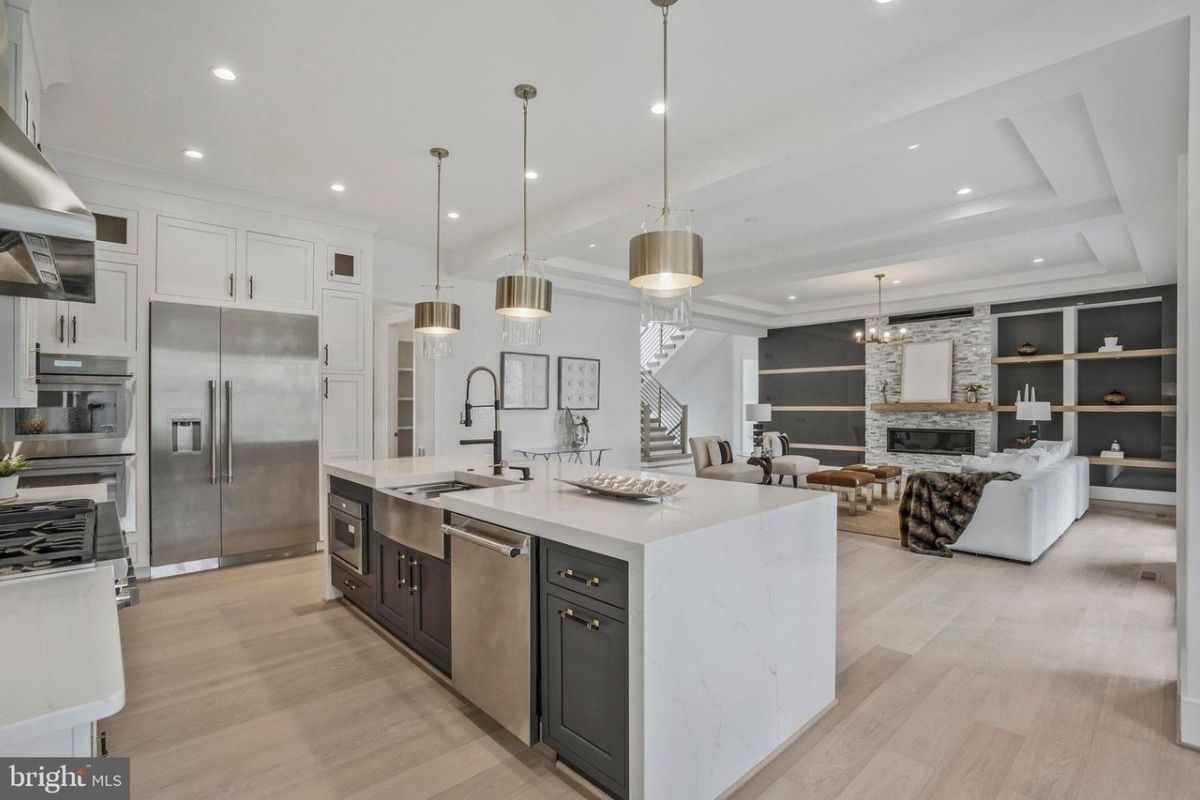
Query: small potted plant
1104,331,1119,348
963,382,983,404
0,453,28,500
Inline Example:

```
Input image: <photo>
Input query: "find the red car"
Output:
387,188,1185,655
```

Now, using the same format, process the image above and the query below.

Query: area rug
836,502,902,540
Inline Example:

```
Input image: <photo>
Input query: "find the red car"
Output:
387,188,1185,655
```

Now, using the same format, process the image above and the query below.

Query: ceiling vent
888,307,975,325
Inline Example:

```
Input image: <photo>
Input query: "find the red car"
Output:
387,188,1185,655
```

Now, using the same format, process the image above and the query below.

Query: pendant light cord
435,153,443,295
522,94,530,276
661,3,670,224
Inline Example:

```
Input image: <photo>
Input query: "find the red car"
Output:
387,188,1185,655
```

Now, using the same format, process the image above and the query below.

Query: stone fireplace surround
865,306,993,476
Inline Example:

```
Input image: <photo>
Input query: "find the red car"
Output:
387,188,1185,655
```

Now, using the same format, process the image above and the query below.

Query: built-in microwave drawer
332,560,374,614
544,541,628,611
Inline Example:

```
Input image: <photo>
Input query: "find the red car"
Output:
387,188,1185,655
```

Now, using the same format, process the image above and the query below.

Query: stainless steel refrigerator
150,302,320,571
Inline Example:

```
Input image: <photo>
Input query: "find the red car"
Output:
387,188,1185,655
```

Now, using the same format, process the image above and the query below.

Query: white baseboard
1183,695,1200,749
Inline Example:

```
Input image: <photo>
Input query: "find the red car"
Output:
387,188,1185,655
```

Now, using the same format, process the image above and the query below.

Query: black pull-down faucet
459,366,504,476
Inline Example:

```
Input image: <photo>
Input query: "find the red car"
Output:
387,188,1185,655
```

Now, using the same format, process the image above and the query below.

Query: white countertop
0,563,126,749
325,456,829,549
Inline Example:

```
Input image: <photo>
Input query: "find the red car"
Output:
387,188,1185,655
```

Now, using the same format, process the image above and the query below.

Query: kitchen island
322,457,836,800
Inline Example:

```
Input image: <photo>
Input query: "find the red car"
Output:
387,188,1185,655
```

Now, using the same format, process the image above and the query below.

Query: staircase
639,322,692,467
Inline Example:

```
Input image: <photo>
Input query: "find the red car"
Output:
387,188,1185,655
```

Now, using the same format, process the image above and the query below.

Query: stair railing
639,321,683,371
640,372,688,457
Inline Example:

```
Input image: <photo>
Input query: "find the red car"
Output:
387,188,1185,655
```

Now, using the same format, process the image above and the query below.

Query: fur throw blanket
899,471,1020,557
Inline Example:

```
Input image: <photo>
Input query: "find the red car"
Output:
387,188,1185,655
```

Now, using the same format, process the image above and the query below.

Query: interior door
219,308,320,557
149,302,222,566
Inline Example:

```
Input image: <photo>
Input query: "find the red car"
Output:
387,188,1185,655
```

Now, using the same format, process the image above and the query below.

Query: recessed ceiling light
588,242,597,248
1032,257,1045,264
525,171,539,180
211,66,237,81
957,187,973,196
446,211,460,219
907,143,920,150
330,183,346,192
893,280,902,284
651,102,667,115
182,149,204,159
875,0,896,4
787,295,796,301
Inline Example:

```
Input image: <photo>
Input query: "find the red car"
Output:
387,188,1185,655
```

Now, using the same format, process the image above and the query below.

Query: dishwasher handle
442,523,527,558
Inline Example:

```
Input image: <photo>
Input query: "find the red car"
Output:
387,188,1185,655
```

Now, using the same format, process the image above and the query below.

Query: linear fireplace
887,427,975,457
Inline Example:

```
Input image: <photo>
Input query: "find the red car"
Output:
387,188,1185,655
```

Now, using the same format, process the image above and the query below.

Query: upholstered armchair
763,431,821,487
689,436,763,483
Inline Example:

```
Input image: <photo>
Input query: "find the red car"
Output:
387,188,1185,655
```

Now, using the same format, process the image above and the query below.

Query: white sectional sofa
949,444,1089,563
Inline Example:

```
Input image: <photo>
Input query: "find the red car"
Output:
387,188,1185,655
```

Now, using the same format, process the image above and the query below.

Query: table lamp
745,403,772,456
1015,400,1051,442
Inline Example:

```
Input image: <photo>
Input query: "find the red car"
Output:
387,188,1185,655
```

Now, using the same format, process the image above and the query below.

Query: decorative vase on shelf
1110,440,1123,452
1104,335,1119,348
1016,342,1038,356
965,389,978,404
1103,390,1127,406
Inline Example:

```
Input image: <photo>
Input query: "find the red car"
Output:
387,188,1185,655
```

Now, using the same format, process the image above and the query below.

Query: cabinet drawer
332,560,375,614
544,542,628,611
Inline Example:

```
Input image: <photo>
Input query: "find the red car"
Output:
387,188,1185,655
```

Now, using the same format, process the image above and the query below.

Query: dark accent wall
759,321,864,466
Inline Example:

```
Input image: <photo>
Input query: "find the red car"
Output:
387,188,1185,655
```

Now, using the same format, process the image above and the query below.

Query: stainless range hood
0,111,95,303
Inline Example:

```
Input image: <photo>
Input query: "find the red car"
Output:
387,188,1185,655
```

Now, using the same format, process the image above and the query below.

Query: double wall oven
0,352,135,514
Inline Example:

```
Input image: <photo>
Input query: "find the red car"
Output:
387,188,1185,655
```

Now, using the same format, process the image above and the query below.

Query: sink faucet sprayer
459,366,504,476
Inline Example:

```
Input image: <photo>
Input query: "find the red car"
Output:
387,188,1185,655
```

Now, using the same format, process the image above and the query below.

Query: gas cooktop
0,498,97,578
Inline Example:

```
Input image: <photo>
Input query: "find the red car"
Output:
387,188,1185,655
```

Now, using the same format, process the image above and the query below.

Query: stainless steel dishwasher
442,512,535,745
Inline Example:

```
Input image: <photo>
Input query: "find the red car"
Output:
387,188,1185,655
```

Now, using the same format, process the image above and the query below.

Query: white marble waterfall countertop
324,456,830,551
0,563,125,750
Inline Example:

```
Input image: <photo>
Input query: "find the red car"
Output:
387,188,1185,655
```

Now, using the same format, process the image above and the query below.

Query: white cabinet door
0,297,37,407
246,232,314,310
87,202,139,255
325,245,362,286
156,216,236,301
320,289,365,371
70,262,137,355
322,373,366,461
30,299,67,351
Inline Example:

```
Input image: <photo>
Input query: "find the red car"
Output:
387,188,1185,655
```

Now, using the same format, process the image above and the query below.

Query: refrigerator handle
208,380,218,484
225,380,234,484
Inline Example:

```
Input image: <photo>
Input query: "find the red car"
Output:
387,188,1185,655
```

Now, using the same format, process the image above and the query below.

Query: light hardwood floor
108,504,1200,799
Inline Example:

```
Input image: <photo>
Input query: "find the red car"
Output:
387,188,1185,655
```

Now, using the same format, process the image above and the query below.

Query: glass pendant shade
640,284,693,329
501,316,543,348
420,331,454,359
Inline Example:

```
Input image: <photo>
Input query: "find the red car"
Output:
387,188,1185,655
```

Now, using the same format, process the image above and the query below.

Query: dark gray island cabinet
539,540,630,800
376,535,452,676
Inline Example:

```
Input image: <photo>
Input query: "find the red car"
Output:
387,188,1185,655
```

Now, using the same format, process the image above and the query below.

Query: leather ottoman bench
841,464,903,503
805,469,875,515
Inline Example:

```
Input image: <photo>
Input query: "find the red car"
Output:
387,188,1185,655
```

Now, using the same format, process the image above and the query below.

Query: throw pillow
706,440,734,466
718,440,734,464
778,433,790,454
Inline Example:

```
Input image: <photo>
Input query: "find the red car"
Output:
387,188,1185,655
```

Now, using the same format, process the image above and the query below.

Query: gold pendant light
628,0,703,293
414,147,461,357
495,84,552,336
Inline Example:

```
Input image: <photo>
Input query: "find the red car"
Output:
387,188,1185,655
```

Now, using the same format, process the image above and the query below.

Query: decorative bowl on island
555,472,686,500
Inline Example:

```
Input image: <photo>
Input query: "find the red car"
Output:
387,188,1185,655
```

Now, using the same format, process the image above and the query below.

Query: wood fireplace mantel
869,402,992,412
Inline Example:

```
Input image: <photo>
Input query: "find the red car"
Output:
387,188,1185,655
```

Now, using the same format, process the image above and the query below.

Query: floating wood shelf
869,402,992,412
992,404,1175,413
774,405,866,412
1087,456,1176,470
760,364,865,375
992,347,1177,365
1071,405,1176,413
789,443,867,452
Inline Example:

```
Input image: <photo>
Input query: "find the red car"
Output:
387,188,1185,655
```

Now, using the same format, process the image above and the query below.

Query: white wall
655,330,760,449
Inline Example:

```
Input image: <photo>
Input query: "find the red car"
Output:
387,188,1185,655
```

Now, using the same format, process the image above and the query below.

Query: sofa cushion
962,453,1040,477
700,463,762,483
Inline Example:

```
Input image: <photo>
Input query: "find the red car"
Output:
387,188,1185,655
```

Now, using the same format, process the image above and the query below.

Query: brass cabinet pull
409,557,419,594
559,568,600,588
560,608,600,631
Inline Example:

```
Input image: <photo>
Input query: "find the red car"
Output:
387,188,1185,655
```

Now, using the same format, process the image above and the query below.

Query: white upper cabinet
31,262,137,356
88,203,139,255
156,216,237,301
320,289,365,372
245,232,315,310
325,245,363,286
0,297,38,408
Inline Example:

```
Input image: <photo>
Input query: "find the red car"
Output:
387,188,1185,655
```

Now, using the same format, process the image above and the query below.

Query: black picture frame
500,351,550,410
557,356,601,410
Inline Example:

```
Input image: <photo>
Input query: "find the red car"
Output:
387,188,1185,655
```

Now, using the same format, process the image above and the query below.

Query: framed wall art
500,351,550,410
558,356,600,410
